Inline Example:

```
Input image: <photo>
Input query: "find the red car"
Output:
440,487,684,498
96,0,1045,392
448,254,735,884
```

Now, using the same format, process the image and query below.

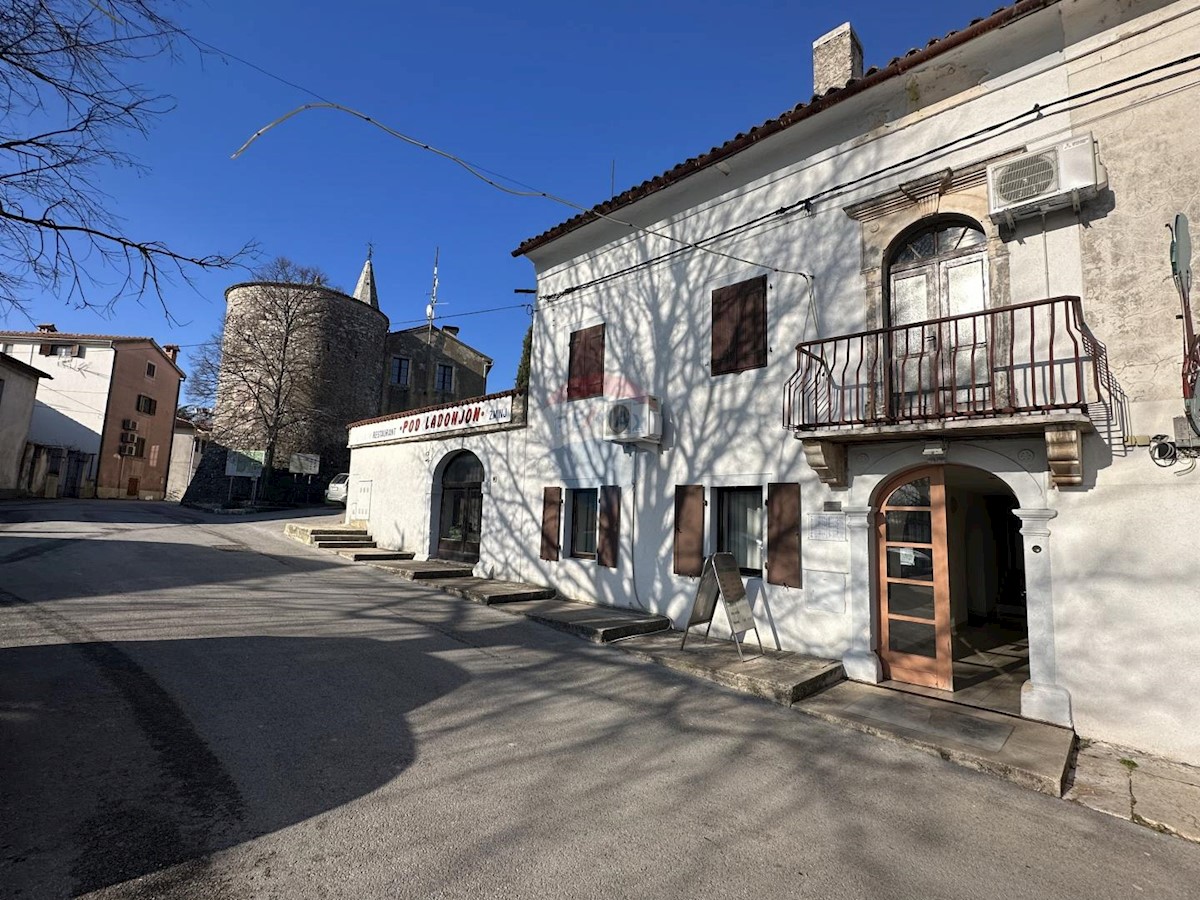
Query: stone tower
184,258,388,504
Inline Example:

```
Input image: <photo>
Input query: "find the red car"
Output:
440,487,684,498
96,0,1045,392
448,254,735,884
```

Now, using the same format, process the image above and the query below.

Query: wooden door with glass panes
877,467,953,689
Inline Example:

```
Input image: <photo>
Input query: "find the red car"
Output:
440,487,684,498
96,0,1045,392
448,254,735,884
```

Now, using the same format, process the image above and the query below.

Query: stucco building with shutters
346,0,1200,766
1,326,184,499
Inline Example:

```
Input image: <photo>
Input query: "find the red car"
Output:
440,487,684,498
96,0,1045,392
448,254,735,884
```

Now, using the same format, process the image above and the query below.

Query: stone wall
382,326,491,415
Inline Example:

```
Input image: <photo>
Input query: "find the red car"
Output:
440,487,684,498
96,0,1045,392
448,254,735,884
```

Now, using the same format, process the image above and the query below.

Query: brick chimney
813,23,863,95
36,323,57,334
162,344,180,363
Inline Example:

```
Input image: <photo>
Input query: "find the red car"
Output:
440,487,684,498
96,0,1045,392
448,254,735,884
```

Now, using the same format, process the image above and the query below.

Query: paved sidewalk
1067,740,1200,843
286,522,1200,844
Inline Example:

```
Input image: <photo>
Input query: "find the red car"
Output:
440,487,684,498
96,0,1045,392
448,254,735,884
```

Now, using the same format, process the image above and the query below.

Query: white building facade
349,0,1200,766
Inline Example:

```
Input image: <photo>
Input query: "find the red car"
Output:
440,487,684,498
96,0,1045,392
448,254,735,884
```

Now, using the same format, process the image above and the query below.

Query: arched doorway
885,217,990,417
435,451,484,563
876,464,1028,708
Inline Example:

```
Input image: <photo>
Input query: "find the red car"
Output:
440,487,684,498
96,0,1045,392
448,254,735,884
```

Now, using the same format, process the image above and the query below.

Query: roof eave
511,0,1058,258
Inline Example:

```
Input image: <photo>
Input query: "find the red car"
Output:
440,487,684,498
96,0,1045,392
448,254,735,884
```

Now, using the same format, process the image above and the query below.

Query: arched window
442,451,484,486
886,217,987,328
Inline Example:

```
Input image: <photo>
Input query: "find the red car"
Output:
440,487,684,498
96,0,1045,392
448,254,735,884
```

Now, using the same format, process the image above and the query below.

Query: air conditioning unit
603,396,663,444
122,418,138,431
987,133,1106,224
119,432,137,444
118,445,137,456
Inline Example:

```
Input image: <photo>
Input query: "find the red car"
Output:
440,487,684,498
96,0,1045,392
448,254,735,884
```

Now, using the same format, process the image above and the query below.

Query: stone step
312,539,377,550
365,559,475,580
336,549,415,562
490,597,671,643
421,577,556,605
793,680,1075,796
283,523,369,544
615,631,845,707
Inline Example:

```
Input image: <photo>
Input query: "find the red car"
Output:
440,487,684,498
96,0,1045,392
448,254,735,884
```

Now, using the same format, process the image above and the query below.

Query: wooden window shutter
673,484,705,576
766,482,802,588
540,487,562,561
586,324,605,398
712,276,767,375
711,286,739,375
597,485,620,568
739,276,768,371
567,324,605,400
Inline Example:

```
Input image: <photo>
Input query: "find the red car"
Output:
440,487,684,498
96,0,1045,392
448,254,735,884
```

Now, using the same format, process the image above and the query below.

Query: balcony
783,296,1114,486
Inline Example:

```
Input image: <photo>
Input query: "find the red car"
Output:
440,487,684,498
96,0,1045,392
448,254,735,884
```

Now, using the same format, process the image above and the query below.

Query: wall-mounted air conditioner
122,418,138,431
987,133,1106,225
119,432,137,444
603,396,663,444
118,445,137,456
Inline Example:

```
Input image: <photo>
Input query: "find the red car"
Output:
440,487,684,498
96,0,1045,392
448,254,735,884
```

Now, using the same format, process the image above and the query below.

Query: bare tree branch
0,0,254,318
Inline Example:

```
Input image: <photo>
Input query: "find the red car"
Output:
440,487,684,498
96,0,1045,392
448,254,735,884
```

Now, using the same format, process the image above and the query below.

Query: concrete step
312,539,377,550
615,631,845,707
421,577,556,605
365,559,475,580
284,522,369,544
336,549,415,562
490,597,671,643
793,680,1075,796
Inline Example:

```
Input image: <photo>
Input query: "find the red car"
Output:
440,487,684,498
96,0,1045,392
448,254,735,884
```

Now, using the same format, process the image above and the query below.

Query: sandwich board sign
680,552,763,662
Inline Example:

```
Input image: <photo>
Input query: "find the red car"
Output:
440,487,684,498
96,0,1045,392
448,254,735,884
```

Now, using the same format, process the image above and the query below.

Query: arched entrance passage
435,451,484,563
875,464,1027,706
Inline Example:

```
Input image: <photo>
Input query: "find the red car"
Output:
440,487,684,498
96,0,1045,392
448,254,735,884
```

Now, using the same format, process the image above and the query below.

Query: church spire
352,246,379,309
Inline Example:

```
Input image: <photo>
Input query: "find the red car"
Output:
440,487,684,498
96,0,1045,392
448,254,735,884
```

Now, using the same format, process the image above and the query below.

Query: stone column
1013,507,1073,727
842,507,882,682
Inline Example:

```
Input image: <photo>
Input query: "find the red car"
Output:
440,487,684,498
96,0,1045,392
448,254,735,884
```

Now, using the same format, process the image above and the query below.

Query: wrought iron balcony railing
784,296,1111,432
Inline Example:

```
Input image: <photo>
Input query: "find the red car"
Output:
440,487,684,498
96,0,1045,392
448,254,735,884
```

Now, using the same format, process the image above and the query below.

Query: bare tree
0,0,252,317
202,257,333,491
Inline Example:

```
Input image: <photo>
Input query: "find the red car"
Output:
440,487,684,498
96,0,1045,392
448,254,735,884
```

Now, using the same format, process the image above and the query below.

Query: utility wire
231,102,813,278
540,52,1200,301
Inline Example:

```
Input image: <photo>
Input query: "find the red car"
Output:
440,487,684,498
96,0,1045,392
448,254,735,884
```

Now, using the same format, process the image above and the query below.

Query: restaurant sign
353,394,514,447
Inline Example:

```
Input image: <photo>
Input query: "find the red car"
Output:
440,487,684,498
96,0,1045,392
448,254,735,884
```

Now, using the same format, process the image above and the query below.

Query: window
136,395,157,415
55,345,72,357
717,487,763,576
390,356,411,387
146,362,156,378
569,489,599,559
2,343,14,354
567,323,605,400
0,377,5,408
149,444,160,467
711,275,767,375
435,363,454,392
133,437,146,458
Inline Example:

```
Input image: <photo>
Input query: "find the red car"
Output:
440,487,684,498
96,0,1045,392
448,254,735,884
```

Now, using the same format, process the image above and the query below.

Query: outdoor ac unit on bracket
986,133,1107,226
603,396,663,444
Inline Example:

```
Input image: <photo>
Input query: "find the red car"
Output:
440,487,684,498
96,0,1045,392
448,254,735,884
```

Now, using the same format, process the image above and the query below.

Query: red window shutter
567,330,583,400
586,324,605,398
738,276,768,371
673,484,705,576
711,286,738,375
597,484,620,568
767,482,802,588
541,487,562,561
567,324,605,400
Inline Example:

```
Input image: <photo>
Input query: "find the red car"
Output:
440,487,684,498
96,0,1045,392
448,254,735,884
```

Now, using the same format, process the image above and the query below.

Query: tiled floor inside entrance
882,622,1030,715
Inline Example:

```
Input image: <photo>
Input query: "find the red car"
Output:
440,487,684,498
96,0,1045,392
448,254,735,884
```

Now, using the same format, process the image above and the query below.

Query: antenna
426,246,440,339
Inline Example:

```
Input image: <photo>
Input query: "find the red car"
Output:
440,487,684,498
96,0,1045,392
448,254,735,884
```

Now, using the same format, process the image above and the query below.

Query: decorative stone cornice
1013,507,1058,538
1045,424,1083,488
843,152,1021,223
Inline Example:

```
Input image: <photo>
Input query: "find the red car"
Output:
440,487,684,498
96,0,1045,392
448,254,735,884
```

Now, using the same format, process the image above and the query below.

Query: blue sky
7,0,1003,395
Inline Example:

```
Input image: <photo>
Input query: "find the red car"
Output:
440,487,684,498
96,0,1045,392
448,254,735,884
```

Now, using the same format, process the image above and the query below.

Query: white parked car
324,473,349,506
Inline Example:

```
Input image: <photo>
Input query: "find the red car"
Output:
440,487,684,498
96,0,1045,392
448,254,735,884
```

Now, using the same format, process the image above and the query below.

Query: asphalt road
1,500,1197,899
